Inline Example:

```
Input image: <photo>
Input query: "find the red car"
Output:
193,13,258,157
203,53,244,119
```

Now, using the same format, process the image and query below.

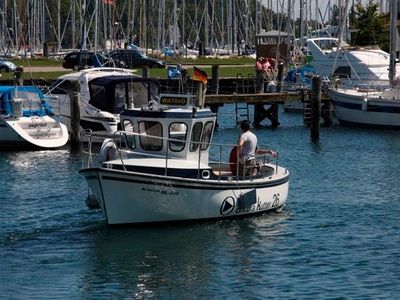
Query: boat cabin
119,93,216,163
89,76,160,114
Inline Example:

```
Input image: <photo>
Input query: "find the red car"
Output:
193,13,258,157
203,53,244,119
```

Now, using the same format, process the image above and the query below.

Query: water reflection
81,212,290,298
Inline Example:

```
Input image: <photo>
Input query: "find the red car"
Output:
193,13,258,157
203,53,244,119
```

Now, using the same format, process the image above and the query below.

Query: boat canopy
89,77,160,114
0,86,53,117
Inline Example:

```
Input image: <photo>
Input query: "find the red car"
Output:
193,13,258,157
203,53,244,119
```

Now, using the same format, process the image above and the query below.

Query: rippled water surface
1,106,399,299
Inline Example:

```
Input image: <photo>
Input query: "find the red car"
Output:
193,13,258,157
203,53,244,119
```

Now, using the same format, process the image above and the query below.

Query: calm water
1,106,400,299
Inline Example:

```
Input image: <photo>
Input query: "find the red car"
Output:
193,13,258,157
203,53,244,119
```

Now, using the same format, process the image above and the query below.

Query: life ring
229,146,238,174
99,139,118,163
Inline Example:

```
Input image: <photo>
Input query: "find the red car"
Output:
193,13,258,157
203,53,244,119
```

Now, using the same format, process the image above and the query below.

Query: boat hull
330,89,400,129
80,167,289,225
0,116,69,148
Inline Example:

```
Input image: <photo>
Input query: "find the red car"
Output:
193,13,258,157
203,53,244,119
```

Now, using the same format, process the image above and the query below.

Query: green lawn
3,56,256,80
10,58,63,67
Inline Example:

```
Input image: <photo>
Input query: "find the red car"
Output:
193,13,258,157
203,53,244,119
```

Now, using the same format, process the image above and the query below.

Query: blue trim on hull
333,99,400,114
80,167,290,190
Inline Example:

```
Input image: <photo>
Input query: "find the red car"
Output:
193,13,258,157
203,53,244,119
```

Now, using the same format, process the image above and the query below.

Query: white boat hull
81,167,289,225
330,89,400,128
0,116,69,148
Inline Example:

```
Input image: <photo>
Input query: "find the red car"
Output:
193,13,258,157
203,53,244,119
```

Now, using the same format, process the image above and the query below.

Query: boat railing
80,130,279,181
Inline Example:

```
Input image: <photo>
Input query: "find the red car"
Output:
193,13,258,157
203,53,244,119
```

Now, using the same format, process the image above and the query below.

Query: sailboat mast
389,0,398,86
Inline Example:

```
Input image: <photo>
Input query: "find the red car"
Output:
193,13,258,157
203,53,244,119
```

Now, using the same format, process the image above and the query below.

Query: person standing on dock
237,120,277,177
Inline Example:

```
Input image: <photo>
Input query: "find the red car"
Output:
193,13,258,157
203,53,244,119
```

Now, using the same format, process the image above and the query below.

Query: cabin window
333,66,351,78
190,122,203,152
169,122,188,152
200,121,213,150
114,83,129,112
138,121,163,151
122,119,136,149
89,83,108,112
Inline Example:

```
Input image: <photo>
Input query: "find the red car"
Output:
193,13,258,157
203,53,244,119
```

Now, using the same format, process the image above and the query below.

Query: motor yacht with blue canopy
0,85,68,148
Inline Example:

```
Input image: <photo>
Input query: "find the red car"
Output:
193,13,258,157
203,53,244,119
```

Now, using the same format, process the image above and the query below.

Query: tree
352,1,386,47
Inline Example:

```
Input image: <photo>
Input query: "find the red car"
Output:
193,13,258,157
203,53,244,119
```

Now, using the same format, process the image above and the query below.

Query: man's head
240,120,250,132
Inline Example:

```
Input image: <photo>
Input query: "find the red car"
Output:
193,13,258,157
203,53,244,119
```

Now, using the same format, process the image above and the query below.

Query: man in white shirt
237,120,276,177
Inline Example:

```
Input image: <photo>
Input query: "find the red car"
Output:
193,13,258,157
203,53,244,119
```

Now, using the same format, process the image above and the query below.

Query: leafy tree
352,1,386,46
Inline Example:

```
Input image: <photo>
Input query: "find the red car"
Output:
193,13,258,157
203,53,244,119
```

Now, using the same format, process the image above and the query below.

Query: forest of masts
0,0,391,56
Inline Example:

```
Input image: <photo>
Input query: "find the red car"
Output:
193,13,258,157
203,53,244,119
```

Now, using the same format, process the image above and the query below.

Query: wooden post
211,65,220,94
276,62,284,92
321,98,333,127
255,70,264,93
196,82,205,108
311,76,321,141
69,81,81,150
142,66,149,78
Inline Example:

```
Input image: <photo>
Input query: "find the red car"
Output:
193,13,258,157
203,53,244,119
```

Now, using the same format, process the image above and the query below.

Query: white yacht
46,67,141,140
306,37,400,87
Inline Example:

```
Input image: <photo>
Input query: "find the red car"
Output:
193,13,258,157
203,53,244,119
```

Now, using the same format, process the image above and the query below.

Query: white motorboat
0,86,68,148
306,37,400,87
79,78,290,225
46,67,140,141
329,87,400,128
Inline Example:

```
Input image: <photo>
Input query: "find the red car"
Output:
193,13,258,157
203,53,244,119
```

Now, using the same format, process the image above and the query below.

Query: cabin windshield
139,121,163,151
122,119,136,149
14,90,43,111
190,122,203,152
200,121,214,150
169,122,188,152
90,79,160,114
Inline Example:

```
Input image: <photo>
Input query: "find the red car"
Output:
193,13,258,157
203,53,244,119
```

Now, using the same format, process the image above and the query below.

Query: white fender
99,138,118,163
362,97,368,111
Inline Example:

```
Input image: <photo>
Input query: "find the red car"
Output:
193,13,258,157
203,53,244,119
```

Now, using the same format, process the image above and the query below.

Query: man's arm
256,149,277,157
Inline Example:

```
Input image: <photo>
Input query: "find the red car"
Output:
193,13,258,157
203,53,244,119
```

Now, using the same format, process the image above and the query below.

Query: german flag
193,66,208,84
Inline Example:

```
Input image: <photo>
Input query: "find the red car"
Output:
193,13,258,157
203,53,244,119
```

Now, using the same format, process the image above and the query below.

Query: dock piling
142,66,149,78
211,65,220,95
69,81,81,150
311,76,321,141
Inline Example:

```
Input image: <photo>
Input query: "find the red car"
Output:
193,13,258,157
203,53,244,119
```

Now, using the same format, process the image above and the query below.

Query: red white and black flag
193,66,208,84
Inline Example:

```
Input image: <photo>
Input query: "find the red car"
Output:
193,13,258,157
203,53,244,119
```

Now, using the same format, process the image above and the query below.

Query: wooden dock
205,92,301,105
203,86,331,140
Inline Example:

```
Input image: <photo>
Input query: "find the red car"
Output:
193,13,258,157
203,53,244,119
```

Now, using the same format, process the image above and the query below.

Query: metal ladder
303,93,311,126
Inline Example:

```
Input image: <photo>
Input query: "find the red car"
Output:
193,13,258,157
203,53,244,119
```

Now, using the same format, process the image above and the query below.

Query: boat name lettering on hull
28,123,48,128
141,187,179,196
235,193,280,214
